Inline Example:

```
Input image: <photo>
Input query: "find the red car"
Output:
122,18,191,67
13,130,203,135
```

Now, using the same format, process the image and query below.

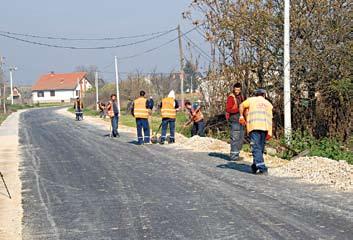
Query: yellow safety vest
133,97,149,119
246,96,273,136
161,97,176,119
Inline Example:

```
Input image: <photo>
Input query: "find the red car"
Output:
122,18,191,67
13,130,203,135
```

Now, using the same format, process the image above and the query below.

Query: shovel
151,123,163,144
0,172,11,199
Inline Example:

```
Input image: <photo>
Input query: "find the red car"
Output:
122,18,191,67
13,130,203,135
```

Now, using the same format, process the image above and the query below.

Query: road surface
19,107,353,240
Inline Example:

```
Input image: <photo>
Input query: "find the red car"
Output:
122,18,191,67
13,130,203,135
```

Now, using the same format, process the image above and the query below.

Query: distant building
32,72,92,103
13,87,21,100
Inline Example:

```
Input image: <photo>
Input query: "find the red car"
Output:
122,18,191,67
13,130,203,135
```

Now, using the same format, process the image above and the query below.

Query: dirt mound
181,136,229,152
270,157,353,192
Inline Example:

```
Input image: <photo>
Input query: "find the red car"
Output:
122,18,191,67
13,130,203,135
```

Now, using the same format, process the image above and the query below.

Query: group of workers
77,82,272,175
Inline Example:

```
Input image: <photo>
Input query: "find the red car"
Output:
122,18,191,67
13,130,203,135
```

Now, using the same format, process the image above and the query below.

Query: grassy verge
0,113,10,125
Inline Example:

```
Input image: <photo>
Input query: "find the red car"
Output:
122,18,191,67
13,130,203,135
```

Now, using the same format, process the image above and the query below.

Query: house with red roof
32,72,92,103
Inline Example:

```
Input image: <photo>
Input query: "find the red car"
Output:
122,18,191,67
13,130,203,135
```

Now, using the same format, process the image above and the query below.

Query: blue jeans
230,114,244,160
192,120,205,137
136,118,150,144
161,118,175,143
111,114,119,137
249,130,267,172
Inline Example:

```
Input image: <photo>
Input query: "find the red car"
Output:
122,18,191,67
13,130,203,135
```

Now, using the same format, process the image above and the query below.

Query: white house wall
31,78,92,103
32,90,76,103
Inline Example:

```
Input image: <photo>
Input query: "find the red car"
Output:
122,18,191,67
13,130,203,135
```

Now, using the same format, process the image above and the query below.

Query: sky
0,0,208,85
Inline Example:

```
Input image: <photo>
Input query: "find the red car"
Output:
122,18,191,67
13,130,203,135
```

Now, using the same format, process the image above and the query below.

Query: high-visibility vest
190,108,204,122
133,97,149,119
161,97,176,119
107,101,114,118
246,96,273,136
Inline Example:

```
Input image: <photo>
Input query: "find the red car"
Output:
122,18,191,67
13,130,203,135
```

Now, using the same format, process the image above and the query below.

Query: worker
160,90,179,144
183,100,205,137
126,98,133,115
226,83,246,161
239,89,273,175
148,96,154,112
106,94,120,138
131,90,153,145
74,97,84,121
98,101,106,119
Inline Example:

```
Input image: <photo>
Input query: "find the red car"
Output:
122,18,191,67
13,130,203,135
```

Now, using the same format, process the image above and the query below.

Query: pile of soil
181,136,229,152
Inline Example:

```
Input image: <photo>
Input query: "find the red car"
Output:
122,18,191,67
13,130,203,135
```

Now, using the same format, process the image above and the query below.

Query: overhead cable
118,27,198,60
0,28,177,41
0,28,176,50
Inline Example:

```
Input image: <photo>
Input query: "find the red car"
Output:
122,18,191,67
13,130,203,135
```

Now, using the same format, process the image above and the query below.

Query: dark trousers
136,118,150,144
75,108,83,121
229,114,244,160
99,110,106,119
111,114,119,137
192,120,205,137
161,118,175,143
249,130,267,172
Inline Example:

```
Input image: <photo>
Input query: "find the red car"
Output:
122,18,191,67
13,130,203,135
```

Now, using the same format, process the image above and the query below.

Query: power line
0,28,176,50
182,34,213,61
0,28,177,41
118,27,198,60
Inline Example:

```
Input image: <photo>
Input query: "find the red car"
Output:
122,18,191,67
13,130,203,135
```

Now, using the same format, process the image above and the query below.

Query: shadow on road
216,162,252,174
128,140,143,145
208,152,230,161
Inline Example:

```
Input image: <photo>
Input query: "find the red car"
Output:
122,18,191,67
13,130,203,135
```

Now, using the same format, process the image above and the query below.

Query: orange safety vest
246,96,273,136
161,97,176,119
133,97,149,119
107,101,114,118
190,108,204,122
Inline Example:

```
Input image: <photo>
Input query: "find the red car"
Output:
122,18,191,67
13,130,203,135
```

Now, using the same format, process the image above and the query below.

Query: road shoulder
0,111,23,240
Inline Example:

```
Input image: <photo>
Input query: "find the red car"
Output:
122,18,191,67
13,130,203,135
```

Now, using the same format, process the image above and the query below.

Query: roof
32,72,86,91
13,87,20,97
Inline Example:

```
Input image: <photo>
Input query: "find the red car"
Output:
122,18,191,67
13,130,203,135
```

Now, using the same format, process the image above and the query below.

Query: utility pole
0,56,6,113
9,67,17,105
114,56,121,115
177,25,185,109
284,0,292,142
95,71,99,110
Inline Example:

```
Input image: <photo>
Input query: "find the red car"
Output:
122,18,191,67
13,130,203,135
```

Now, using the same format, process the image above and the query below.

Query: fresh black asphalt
19,108,353,239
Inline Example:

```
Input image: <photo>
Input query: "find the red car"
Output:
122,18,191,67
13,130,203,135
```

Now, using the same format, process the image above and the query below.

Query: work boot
257,170,268,176
251,164,258,174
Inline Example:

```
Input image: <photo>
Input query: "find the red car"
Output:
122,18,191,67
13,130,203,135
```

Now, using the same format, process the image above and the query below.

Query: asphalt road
19,107,353,240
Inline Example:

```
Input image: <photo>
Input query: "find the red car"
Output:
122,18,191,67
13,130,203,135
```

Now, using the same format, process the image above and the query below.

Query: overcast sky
0,0,208,85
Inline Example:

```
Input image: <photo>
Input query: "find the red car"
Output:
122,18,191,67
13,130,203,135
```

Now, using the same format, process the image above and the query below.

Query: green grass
273,131,353,164
0,113,10,125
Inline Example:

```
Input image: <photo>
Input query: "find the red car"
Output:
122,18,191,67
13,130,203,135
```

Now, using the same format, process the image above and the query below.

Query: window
76,90,80,96
37,91,44,97
50,90,55,97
